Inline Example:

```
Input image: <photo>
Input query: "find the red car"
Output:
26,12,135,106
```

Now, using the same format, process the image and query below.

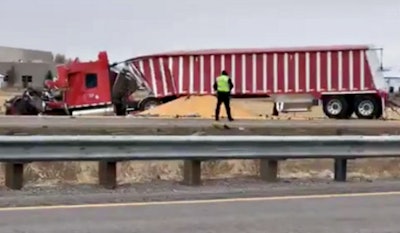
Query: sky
0,0,399,67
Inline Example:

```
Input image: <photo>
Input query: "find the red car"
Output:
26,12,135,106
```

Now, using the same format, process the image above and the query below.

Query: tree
54,53,66,64
54,53,75,65
45,70,53,81
5,65,16,87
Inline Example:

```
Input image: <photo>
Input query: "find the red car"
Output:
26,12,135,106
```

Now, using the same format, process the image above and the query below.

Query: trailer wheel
138,97,161,111
354,95,380,119
322,96,349,119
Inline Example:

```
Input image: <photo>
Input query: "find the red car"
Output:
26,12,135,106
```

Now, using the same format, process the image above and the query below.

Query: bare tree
45,70,53,81
5,65,16,87
54,53,67,64
54,53,75,64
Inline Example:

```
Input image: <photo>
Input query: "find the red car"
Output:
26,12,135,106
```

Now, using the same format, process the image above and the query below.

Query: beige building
0,46,54,63
0,46,56,88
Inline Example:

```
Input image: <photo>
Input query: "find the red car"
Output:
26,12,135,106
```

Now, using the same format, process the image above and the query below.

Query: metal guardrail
1,135,400,162
1,135,400,190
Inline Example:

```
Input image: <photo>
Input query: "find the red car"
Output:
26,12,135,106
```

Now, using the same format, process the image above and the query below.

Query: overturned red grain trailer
129,44,388,119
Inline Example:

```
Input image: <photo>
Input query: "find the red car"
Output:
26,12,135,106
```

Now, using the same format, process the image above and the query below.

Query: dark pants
114,103,126,116
215,92,233,121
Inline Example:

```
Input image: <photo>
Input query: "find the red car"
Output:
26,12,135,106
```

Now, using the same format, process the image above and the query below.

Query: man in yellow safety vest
213,70,234,121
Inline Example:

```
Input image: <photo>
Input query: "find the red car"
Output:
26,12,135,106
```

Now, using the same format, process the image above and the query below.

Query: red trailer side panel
130,45,379,98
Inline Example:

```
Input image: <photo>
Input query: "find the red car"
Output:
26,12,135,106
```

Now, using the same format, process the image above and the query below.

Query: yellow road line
0,191,399,212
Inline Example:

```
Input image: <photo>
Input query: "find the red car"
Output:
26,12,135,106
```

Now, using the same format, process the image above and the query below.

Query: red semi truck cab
43,52,156,116
48,52,112,108
43,52,114,115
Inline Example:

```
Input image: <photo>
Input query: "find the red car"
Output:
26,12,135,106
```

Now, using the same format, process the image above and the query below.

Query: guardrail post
99,161,117,189
5,163,24,190
183,160,201,185
259,159,278,182
334,158,347,182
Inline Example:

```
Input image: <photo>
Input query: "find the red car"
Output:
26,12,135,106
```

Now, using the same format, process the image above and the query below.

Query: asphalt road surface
1,192,399,233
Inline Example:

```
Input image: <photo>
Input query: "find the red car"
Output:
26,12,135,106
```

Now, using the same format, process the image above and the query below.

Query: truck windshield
111,62,148,89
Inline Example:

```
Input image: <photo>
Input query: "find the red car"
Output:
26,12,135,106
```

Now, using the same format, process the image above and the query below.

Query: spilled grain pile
138,95,263,119
0,90,18,113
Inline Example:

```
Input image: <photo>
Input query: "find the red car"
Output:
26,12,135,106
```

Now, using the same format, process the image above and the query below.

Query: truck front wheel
138,97,161,111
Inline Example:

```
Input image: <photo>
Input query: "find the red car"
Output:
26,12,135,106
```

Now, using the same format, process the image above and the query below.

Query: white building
383,67,400,94
0,73,5,88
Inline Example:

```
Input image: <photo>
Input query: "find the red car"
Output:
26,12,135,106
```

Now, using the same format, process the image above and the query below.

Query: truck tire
138,97,161,111
322,96,349,119
354,95,380,119
5,107,13,115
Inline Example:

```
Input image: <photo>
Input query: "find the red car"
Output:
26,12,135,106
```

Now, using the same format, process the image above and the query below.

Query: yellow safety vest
216,75,230,92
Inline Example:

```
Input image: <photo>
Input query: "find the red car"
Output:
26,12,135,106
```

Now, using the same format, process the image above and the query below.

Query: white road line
0,191,399,212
